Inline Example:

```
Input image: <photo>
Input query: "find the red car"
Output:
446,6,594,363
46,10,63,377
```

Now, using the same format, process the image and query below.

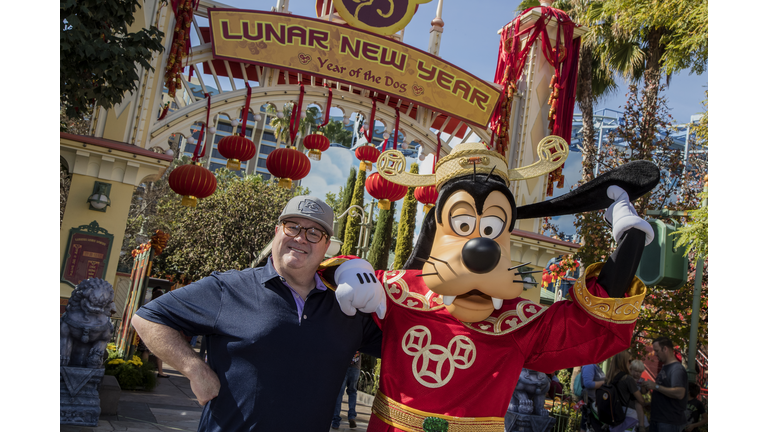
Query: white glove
334,259,386,319
604,185,654,246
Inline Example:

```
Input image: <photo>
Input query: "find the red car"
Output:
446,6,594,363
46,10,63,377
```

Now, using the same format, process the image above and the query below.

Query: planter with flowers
105,344,157,391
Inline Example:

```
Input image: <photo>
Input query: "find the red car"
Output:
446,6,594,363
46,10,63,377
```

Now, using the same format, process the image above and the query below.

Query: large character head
378,137,659,322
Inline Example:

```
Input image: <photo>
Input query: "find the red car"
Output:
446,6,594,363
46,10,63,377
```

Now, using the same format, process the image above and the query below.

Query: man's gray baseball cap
278,195,335,237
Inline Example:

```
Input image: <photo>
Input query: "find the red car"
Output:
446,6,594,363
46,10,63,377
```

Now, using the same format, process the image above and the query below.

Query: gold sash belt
372,391,505,432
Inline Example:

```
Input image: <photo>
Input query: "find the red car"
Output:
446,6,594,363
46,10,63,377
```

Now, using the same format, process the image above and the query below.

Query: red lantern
414,185,438,212
366,172,408,210
355,144,380,171
266,146,311,189
168,163,217,207
217,134,256,170
303,132,330,161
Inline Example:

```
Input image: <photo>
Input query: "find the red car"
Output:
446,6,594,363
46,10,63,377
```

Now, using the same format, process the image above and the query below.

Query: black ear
403,206,437,270
516,160,660,219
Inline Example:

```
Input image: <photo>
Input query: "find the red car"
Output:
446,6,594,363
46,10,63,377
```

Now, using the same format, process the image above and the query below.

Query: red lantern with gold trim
366,172,407,210
266,146,311,188
414,185,439,212
217,134,256,170
168,163,217,207
355,144,380,171
303,132,331,161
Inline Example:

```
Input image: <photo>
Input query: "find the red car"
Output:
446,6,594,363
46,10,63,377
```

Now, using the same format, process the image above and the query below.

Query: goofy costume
327,136,659,432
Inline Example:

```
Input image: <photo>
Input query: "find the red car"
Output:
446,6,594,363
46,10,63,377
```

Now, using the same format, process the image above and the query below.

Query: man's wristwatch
655,384,659,390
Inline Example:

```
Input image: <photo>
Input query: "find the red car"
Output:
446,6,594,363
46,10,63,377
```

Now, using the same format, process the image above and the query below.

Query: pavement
60,360,374,432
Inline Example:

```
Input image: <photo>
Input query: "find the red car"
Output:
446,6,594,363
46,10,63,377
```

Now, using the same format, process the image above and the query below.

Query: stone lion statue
60,278,115,368
509,368,551,416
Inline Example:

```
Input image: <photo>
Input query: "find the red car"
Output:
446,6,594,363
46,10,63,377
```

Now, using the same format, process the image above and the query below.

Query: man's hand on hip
188,362,220,406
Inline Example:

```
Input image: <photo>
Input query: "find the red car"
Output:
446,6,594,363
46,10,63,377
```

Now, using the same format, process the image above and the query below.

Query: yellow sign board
208,9,501,128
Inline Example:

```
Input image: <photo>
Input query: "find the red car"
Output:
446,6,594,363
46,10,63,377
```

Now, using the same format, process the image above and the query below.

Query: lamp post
647,180,707,383
338,200,376,259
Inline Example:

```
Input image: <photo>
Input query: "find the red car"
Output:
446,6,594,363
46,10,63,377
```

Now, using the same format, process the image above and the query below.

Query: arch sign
208,9,501,128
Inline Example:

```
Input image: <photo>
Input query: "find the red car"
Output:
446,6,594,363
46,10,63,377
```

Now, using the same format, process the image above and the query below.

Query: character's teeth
492,297,504,310
442,295,456,306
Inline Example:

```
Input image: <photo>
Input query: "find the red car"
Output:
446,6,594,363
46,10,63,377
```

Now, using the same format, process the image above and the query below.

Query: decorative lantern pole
168,93,217,207
218,82,256,170
303,85,333,161
266,84,311,188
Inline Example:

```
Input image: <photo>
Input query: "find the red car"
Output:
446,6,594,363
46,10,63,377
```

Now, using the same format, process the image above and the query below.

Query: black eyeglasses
280,220,328,243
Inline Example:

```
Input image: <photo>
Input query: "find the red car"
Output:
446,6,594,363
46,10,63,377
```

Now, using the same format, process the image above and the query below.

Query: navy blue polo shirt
135,260,382,432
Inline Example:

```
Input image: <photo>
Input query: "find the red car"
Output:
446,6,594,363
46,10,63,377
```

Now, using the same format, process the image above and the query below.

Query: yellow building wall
60,174,135,298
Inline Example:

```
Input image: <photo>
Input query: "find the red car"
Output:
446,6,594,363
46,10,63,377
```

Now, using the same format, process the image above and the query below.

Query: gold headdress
376,135,569,189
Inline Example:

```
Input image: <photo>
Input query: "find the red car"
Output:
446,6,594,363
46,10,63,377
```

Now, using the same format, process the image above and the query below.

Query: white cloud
301,147,354,199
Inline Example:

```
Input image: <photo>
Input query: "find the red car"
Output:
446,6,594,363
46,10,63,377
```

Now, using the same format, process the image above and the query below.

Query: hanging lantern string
433,131,442,174
319,85,333,128
240,81,252,136
288,84,305,146
392,108,401,151
192,93,211,162
365,98,377,144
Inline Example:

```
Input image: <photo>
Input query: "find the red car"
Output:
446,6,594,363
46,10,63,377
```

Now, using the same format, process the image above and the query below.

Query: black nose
461,237,501,274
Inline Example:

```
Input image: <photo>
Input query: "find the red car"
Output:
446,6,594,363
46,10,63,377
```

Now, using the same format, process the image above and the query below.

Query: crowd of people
565,337,707,432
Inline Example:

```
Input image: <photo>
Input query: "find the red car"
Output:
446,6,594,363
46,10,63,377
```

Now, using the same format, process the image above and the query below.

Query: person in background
580,363,606,432
547,371,563,400
630,359,649,430
131,196,383,432
642,337,688,432
605,350,647,432
684,383,707,432
331,351,362,430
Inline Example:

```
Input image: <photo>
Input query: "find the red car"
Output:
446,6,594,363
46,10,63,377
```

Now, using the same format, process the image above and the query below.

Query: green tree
672,93,708,261
575,85,705,265
392,163,420,269
145,174,307,281
368,202,397,270
322,119,354,147
336,168,358,241
595,0,707,156
341,168,367,256
629,256,708,363
60,0,164,119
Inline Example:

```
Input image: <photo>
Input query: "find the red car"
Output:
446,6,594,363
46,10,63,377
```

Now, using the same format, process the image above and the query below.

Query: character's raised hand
604,185,654,245
334,259,386,319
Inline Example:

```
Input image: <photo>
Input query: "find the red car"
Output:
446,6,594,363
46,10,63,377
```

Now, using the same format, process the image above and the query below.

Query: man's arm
641,379,686,399
132,315,220,406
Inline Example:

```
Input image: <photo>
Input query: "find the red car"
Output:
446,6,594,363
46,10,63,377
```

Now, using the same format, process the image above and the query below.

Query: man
331,351,361,430
642,337,688,432
132,196,382,432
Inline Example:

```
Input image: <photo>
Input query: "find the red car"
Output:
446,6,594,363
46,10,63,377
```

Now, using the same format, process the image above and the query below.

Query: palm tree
267,104,321,146
322,119,354,148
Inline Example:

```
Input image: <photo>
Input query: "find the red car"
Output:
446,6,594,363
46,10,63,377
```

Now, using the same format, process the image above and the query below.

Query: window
257,158,268,168
261,132,277,143
217,123,234,133
260,145,276,155
209,162,225,172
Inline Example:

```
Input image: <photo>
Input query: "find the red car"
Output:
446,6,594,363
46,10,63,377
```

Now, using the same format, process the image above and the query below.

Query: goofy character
326,136,659,432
